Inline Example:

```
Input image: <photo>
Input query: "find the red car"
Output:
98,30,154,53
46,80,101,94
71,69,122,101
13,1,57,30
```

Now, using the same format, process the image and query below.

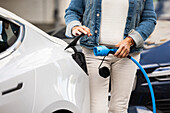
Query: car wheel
53,109,73,113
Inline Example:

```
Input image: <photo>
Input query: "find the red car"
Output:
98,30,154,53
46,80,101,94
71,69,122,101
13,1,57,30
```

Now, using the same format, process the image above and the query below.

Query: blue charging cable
93,46,156,113
130,56,156,113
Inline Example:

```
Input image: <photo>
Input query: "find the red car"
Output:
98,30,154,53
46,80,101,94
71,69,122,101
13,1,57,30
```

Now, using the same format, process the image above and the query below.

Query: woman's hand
72,26,92,37
114,37,135,58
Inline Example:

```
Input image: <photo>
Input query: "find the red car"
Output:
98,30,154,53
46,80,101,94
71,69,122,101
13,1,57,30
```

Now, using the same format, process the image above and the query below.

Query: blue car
129,41,170,113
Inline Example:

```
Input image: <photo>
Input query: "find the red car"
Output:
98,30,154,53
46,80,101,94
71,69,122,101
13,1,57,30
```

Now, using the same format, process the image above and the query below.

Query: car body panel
0,7,90,113
0,70,35,113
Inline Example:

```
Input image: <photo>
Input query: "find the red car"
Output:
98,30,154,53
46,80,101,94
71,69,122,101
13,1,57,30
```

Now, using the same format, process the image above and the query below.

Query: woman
65,0,157,113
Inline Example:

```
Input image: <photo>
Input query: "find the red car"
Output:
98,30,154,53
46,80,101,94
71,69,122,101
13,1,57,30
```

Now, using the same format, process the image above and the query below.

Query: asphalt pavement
145,20,170,49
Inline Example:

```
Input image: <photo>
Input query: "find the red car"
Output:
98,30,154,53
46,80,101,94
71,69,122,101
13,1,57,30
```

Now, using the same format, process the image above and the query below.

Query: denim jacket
64,0,157,53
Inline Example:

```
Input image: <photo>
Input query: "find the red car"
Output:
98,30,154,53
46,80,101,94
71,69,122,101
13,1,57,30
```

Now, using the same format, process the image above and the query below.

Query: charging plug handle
64,34,84,50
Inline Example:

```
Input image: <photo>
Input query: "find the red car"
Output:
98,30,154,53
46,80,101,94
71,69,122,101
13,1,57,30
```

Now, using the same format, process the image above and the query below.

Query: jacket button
95,30,98,33
97,13,100,17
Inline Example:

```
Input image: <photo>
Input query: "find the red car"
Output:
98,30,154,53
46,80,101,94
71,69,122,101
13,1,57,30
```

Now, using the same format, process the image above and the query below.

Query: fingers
114,44,130,58
82,26,92,37
114,45,123,57
72,26,92,37
121,49,129,58
78,27,88,35
72,28,82,36
114,38,133,58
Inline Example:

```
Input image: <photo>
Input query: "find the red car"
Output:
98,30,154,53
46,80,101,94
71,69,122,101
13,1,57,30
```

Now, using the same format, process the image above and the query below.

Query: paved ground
144,0,170,48
144,20,170,48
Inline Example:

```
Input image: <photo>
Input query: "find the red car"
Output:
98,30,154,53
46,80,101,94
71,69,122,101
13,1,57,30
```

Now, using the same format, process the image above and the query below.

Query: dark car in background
129,41,170,113
155,0,170,20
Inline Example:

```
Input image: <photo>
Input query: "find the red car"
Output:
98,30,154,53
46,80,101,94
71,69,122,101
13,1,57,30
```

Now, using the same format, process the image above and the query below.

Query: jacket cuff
65,20,82,38
128,29,144,48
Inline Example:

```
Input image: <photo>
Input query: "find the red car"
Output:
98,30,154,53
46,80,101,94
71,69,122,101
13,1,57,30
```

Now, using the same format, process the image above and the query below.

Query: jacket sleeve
64,0,85,38
128,0,157,48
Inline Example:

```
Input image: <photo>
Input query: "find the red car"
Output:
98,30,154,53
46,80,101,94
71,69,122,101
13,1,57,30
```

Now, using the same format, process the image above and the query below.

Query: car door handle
2,83,23,95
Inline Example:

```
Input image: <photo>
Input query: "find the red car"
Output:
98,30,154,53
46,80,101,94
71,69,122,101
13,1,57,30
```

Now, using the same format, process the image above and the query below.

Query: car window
0,17,20,53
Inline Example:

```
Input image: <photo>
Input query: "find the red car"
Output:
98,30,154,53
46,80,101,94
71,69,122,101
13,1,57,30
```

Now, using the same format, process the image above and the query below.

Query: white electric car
0,7,90,113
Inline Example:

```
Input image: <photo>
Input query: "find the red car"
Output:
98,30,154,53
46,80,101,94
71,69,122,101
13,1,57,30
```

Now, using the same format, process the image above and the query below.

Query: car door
0,15,35,113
